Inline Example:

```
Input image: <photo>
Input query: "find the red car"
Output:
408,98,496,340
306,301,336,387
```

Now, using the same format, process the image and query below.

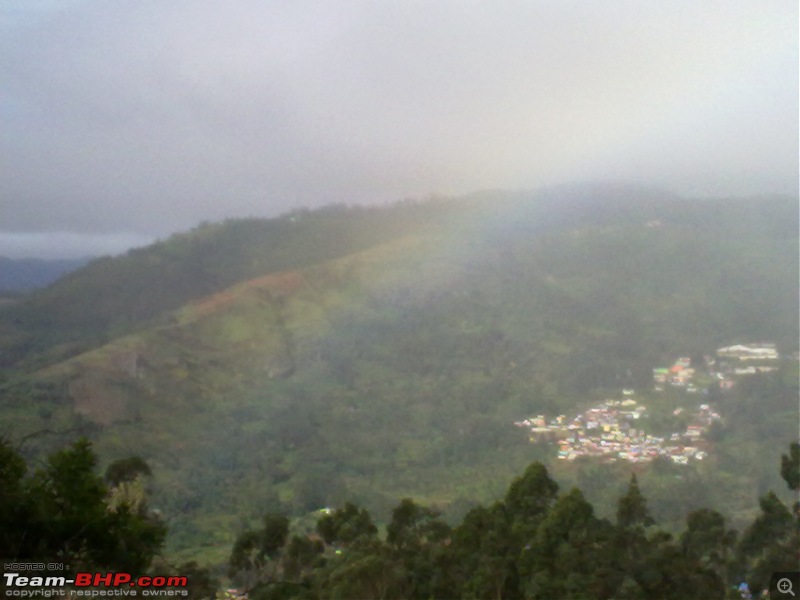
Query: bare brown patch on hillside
190,270,306,318
246,270,305,296
189,288,239,318
69,375,130,425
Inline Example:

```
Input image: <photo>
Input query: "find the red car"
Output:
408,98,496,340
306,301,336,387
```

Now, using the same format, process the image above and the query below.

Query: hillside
0,200,461,371
0,186,797,563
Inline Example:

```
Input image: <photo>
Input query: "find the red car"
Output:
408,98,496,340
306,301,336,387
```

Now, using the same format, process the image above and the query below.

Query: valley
0,188,797,570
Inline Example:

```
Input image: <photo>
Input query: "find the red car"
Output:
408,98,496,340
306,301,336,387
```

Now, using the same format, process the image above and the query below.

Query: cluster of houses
652,356,698,392
514,397,719,465
653,343,780,393
517,342,785,465
716,343,779,360
712,344,779,384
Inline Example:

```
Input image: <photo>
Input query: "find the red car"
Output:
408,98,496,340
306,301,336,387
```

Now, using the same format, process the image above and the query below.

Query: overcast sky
1,0,797,258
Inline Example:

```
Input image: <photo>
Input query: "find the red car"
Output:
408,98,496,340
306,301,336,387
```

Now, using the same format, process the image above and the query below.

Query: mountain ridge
1,187,797,562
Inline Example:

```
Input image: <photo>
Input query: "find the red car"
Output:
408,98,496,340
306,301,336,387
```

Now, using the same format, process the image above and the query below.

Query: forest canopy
3,438,796,599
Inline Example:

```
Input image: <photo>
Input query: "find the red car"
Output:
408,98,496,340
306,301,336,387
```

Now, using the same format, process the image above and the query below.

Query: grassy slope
1,188,797,564
0,201,462,372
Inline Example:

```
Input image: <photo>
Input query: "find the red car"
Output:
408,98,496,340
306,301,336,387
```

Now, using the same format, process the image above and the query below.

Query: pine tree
617,473,655,530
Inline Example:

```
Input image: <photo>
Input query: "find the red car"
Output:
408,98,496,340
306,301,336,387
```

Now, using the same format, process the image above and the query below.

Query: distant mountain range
0,185,797,564
0,256,91,293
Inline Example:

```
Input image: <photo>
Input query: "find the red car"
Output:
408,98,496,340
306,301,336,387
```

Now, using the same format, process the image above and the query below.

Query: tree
1,437,165,573
523,488,611,599
504,459,559,562
282,535,324,582
450,502,518,600
0,438,28,556
228,517,324,599
386,498,449,551
781,441,799,491
229,513,290,589
634,536,724,600
617,473,655,530
680,509,736,585
318,538,404,600
216,451,800,599
106,456,155,515
504,461,559,521
173,561,219,599
105,456,152,486
737,490,799,591
316,502,377,546
385,499,451,599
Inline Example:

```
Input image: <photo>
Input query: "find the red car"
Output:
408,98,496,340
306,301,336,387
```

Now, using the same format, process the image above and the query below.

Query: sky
1,0,797,258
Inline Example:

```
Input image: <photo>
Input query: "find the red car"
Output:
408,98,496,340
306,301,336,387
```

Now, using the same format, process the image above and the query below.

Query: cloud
1,0,797,256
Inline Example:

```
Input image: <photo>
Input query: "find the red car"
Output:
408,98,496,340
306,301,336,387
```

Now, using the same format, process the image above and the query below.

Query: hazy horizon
2,0,797,258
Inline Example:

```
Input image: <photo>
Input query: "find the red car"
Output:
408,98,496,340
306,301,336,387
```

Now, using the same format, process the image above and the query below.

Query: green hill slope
0,200,460,371
1,186,797,563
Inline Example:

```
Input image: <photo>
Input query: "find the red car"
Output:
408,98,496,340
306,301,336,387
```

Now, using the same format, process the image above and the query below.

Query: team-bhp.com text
3,573,188,597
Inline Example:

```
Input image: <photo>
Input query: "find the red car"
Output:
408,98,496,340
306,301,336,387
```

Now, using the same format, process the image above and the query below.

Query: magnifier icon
778,578,795,596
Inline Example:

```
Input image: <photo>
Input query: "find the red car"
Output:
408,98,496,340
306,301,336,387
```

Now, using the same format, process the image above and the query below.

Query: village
652,342,779,393
514,396,719,465
515,343,780,465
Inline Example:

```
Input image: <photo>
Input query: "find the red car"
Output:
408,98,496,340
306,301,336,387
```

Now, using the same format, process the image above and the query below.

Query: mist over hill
0,186,797,565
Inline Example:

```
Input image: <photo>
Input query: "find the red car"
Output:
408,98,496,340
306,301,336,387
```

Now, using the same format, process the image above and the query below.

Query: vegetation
0,201,460,370
2,437,795,598
0,187,797,569
224,445,799,599
0,437,165,573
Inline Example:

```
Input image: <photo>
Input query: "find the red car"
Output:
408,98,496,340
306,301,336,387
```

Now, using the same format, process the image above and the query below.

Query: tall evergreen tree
450,502,518,600
737,490,799,591
616,473,655,530
680,509,736,586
